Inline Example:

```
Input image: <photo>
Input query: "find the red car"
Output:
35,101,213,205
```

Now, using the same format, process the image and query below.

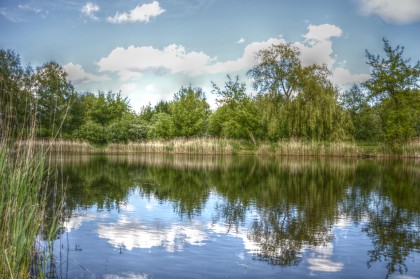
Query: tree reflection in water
47,154,420,277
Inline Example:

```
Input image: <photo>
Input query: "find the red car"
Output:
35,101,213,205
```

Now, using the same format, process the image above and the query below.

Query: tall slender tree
364,38,420,145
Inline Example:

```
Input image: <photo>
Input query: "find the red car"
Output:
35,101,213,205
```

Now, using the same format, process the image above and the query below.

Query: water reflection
97,215,207,252
47,154,420,278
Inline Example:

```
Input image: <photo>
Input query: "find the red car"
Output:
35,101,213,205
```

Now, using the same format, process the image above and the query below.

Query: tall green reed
1,72,62,278
0,143,50,278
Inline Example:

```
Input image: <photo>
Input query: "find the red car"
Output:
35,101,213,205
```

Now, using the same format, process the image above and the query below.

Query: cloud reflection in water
96,215,207,252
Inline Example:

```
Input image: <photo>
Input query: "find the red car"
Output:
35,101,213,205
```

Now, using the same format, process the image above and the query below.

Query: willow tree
248,44,301,139
292,65,351,141
249,43,350,141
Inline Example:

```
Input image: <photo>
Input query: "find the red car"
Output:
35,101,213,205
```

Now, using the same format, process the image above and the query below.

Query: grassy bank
0,142,60,278
24,137,420,158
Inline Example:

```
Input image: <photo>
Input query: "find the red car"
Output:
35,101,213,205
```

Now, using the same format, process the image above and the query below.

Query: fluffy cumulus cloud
107,1,165,24
63,63,110,84
98,44,213,79
304,24,342,42
96,23,369,105
291,24,342,68
81,2,100,20
97,37,286,80
358,0,420,24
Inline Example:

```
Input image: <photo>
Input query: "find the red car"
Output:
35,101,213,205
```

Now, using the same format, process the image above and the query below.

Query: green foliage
0,146,46,278
73,91,132,144
170,86,210,137
107,115,149,143
249,44,350,141
210,75,259,142
34,61,75,138
148,112,175,140
0,49,35,139
364,38,420,146
87,91,130,127
248,43,301,101
75,119,104,144
2,39,419,147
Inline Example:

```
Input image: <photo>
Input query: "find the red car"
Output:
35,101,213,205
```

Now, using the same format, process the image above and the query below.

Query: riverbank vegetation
1,38,419,156
22,137,420,158
0,62,61,277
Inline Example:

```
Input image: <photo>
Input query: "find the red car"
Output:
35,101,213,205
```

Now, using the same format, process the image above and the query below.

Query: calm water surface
46,154,420,279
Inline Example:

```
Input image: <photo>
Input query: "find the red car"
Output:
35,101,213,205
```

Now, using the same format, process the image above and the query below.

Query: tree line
1,38,419,146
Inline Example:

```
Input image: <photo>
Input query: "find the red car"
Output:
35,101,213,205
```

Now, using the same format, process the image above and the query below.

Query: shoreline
17,138,420,159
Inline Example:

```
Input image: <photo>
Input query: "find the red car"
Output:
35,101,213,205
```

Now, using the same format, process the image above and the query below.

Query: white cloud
98,37,287,81
307,243,344,273
358,0,420,24
236,37,245,44
207,37,286,74
107,1,165,24
331,67,370,86
296,24,343,67
96,23,368,108
97,215,207,251
295,40,336,67
308,258,344,272
81,2,100,20
97,44,213,79
63,63,110,84
304,24,342,43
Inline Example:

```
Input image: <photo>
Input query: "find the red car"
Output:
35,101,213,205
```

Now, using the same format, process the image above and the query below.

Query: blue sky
1,0,420,111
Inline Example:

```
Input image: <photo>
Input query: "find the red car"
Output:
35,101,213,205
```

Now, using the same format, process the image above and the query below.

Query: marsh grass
23,137,420,158
0,142,52,278
106,138,237,154
256,139,361,157
1,106,62,277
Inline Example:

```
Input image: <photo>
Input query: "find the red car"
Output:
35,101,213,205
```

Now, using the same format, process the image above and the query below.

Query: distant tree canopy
1,38,419,146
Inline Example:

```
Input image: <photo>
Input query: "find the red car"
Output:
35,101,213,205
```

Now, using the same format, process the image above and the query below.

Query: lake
45,154,420,279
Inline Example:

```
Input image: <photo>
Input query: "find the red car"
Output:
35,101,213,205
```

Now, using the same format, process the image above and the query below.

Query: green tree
82,91,131,144
33,61,75,138
107,114,148,143
0,49,34,139
75,119,103,145
292,65,351,141
248,44,301,101
341,85,382,142
249,43,350,141
364,38,420,145
148,112,175,140
209,75,259,143
170,86,210,137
